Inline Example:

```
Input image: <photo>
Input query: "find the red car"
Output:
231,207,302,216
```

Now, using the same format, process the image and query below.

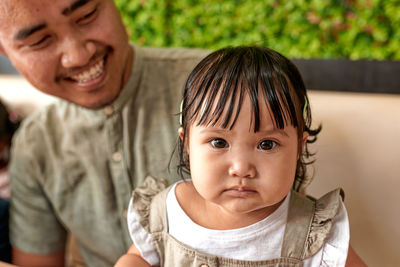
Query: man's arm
12,248,65,267
9,121,68,267
114,244,151,267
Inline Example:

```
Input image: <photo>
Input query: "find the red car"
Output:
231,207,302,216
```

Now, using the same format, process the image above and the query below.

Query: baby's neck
175,181,284,230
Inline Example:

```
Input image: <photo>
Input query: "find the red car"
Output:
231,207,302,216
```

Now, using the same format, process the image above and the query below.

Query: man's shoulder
20,99,66,123
138,46,211,62
14,100,78,142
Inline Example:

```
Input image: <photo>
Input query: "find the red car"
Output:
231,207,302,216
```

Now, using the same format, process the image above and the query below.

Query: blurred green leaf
116,0,400,59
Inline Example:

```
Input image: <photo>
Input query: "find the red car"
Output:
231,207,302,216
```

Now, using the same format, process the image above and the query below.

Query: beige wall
1,76,399,266
0,75,56,117
308,91,400,267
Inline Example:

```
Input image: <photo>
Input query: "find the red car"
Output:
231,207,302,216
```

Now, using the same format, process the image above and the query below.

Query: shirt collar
104,44,144,113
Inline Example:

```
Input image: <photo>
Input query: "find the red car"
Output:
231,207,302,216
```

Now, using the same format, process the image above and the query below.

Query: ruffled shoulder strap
305,188,344,258
281,188,344,260
130,176,169,232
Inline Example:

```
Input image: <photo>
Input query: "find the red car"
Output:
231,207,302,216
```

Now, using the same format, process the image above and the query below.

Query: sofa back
1,75,399,266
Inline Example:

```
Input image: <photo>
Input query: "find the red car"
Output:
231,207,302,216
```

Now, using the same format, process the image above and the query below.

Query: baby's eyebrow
198,127,289,137
14,23,47,41
258,129,289,137
199,128,228,134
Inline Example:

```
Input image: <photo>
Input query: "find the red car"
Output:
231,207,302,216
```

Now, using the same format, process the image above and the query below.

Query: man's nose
61,34,96,69
228,155,256,178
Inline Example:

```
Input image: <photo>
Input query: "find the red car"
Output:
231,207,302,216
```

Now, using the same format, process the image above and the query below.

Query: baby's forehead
195,90,296,131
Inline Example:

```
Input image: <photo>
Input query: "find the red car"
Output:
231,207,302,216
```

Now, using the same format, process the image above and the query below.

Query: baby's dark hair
177,46,321,191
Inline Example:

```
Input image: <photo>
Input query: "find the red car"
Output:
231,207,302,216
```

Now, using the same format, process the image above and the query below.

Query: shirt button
104,105,114,116
200,265,209,267
112,152,122,162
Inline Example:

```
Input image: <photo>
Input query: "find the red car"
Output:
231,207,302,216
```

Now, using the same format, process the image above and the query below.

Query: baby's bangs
259,72,299,130
185,48,247,129
184,47,300,131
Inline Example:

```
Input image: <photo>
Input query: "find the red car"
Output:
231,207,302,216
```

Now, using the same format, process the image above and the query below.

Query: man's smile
70,57,105,83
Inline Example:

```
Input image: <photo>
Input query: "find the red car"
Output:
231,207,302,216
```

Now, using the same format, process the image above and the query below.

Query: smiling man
0,0,208,266
1,0,132,109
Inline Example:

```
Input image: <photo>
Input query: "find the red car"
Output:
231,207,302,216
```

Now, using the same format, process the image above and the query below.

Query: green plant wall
116,0,400,60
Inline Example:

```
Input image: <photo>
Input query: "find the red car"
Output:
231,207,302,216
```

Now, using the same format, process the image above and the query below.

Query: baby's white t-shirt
127,182,350,266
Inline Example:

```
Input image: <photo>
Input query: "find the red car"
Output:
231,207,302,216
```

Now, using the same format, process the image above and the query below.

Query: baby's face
187,95,304,224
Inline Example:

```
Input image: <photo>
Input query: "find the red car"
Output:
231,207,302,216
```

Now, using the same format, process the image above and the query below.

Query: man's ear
0,42,7,56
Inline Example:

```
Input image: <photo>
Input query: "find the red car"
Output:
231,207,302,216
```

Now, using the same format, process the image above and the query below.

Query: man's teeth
71,59,104,83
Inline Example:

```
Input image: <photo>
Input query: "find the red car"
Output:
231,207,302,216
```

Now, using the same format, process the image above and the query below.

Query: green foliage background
116,0,400,60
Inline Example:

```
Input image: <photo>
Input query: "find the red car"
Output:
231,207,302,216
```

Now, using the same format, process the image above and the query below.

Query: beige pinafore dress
132,177,344,267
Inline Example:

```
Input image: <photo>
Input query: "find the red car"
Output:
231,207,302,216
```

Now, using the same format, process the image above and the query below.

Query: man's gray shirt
9,45,209,266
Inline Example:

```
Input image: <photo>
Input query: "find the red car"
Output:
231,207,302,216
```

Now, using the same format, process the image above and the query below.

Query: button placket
112,151,122,162
104,105,114,116
105,107,132,248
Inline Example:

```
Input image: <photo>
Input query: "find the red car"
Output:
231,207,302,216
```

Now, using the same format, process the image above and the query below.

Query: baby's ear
178,126,189,154
178,126,185,141
301,131,309,151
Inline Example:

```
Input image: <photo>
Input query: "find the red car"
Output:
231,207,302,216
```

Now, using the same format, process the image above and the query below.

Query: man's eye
29,36,50,48
77,8,98,24
257,140,277,151
210,138,228,149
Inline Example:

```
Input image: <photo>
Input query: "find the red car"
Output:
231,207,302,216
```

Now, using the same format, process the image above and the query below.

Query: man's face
0,0,132,108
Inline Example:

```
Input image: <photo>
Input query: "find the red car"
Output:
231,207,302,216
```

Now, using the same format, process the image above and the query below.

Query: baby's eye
257,140,277,151
210,138,228,149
